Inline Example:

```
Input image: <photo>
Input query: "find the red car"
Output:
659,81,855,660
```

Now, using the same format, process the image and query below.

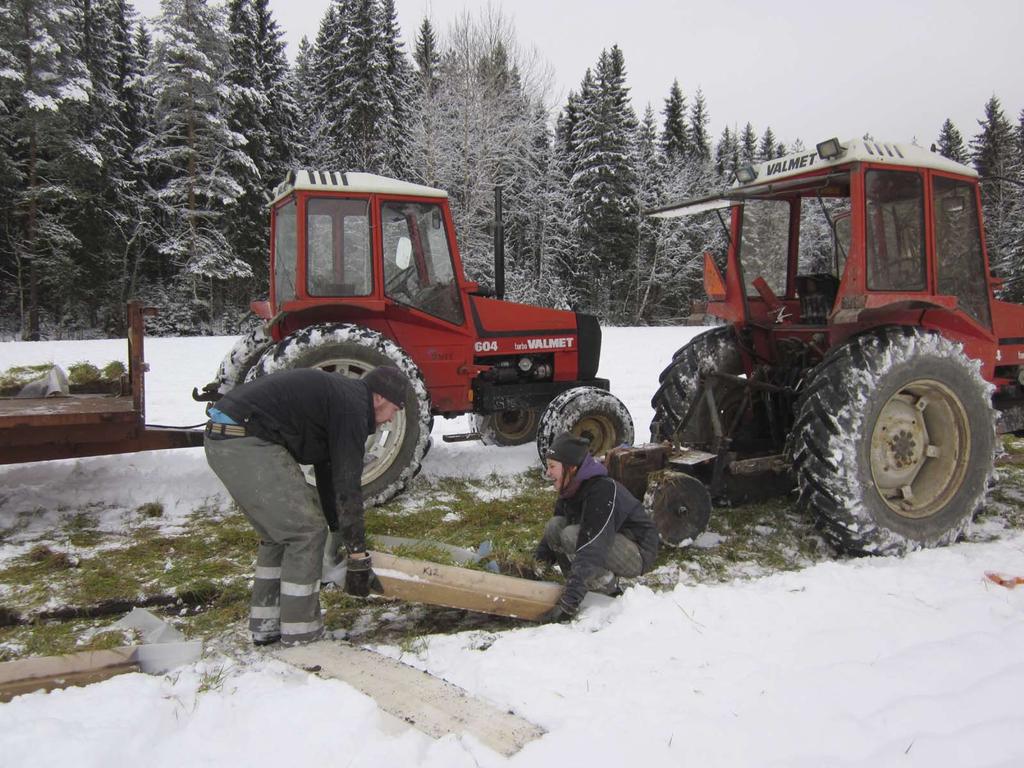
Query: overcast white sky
134,0,1024,150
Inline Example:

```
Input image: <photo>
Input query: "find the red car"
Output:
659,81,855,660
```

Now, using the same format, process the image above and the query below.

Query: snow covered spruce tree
139,0,253,332
0,0,90,339
971,95,1022,301
643,79,722,322
300,0,412,177
59,0,158,334
564,45,639,321
409,17,442,186
936,118,968,164
222,0,299,303
688,87,711,163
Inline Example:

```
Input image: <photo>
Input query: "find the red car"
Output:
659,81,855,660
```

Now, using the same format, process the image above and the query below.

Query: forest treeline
2,0,1022,338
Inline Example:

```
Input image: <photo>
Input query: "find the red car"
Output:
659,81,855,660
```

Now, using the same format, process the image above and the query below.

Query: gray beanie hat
363,366,408,408
545,432,590,467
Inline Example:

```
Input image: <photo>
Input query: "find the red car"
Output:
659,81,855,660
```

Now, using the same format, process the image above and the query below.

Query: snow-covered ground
2,328,1023,767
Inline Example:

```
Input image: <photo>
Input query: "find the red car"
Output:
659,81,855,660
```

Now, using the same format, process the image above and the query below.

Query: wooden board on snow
275,640,545,756
0,648,139,702
370,550,562,621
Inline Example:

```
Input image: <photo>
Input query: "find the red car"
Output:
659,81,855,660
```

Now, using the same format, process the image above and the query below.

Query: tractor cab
264,172,464,327
650,138,1012,377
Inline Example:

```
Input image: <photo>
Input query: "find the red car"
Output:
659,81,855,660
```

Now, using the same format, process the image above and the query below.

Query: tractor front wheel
473,410,540,446
649,327,745,445
250,324,432,507
536,387,634,463
789,327,995,555
212,324,273,396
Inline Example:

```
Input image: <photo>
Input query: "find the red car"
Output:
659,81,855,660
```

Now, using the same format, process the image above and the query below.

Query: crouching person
204,366,408,646
535,432,659,623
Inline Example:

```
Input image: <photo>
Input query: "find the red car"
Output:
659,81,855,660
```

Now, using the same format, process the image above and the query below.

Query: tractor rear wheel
473,410,539,446
789,327,995,555
250,323,432,507
536,387,634,463
213,324,273,396
650,327,745,444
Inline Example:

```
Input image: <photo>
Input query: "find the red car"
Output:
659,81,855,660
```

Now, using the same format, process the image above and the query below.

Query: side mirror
395,237,412,269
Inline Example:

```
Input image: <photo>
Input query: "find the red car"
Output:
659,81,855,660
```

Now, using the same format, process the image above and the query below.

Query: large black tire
473,410,540,446
249,323,432,507
789,327,996,556
649,327,745,444
536,387,634,463
213,324,273,396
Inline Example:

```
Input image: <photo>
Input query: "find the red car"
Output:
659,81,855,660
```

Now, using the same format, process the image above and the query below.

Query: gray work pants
205,435,326,645
542,516,643,586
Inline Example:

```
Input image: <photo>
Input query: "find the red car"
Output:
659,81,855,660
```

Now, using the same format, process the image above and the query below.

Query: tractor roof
271,171,448,205
648,138,977,219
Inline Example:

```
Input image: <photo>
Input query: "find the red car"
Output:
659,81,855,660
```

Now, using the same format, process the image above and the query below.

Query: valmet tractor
611,138,1024,556
201,172,633,505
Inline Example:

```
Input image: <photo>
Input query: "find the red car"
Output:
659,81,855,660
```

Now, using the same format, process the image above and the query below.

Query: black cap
545,432,590,467
363,366,408,409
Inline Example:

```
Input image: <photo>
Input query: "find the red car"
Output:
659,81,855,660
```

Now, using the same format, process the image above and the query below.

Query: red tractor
616,138,1024,555
203,172,632,504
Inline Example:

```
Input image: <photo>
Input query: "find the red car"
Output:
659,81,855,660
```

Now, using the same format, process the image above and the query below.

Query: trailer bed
0,303,203,464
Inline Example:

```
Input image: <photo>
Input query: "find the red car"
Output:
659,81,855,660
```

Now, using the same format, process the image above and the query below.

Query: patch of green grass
136,502,164,519
367,472,554,575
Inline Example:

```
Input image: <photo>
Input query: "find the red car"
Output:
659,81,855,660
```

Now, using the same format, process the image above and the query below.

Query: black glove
344,554,384,597
538,602,575,624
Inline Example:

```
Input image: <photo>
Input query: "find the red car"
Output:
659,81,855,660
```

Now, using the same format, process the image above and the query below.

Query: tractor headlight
517,356,533,372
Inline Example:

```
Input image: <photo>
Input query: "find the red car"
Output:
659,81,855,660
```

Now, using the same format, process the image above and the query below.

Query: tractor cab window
273,199,297,305
382,201,464,325
306,197,372,297
865,170,926,291
794,197,850,323
739,199,790,297
933,177,991,328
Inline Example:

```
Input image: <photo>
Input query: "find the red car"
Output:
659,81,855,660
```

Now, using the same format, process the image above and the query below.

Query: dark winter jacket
544,456,659,612
214,368,375,552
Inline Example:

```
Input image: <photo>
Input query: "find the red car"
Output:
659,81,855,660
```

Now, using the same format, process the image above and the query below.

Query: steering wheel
386,265,418,298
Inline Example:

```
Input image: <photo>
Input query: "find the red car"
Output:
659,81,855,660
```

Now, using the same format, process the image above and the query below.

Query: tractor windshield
737,175,851,303
739,199,790,296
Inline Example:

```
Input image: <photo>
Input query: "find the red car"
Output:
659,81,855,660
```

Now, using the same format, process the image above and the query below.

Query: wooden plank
275,640,545,757
0,663,140,702
0,648,138,702
371,551,563,621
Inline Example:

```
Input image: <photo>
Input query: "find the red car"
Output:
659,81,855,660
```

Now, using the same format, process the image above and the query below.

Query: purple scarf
559,454,608,498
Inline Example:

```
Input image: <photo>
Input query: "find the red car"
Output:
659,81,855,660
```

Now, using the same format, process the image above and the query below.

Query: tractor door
931,175,992,329
380,199,473,413
381,200,466,326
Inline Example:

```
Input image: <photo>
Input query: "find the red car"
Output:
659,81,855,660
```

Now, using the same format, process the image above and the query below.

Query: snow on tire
649,327,744,444
536,387,634,464
789,327,996,556
249,323,432,507
213,324,273,396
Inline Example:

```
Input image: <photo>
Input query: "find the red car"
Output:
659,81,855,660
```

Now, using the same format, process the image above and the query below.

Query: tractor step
442,431,483,443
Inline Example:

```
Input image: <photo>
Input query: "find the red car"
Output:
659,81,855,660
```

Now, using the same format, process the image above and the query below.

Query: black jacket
543,462,659,612
215,368,375,552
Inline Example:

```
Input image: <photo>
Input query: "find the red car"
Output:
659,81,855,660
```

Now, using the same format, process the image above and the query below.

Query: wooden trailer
0,302,204,465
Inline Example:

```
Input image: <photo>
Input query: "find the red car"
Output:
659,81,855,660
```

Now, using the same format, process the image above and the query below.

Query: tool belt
205,422,248,438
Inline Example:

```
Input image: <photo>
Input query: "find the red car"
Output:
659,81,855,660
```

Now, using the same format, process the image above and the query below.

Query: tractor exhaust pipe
494,186,505,300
